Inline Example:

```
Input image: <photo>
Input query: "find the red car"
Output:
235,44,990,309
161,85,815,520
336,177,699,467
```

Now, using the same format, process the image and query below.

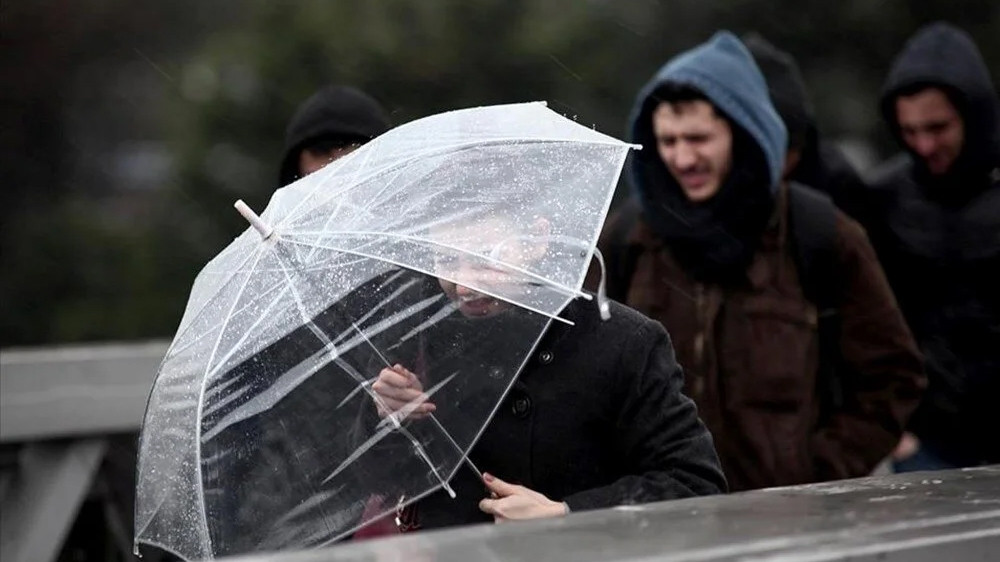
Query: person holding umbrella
369,212,727,531
135,102,724,559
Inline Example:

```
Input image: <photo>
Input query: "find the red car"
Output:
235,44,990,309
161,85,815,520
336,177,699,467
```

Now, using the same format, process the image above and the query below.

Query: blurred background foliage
2,0,998,346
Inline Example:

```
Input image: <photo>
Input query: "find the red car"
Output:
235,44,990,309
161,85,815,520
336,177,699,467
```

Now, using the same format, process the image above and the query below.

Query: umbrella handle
424,412,485,490
463,456,486,484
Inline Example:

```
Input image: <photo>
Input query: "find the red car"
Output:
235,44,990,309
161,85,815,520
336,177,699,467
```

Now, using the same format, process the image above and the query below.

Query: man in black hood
278,85,391,186
742,33,871,225
868,22,1000,470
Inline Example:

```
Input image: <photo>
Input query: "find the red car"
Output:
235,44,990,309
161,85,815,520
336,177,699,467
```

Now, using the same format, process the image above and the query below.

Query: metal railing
2,341,998,562
1,341,167,562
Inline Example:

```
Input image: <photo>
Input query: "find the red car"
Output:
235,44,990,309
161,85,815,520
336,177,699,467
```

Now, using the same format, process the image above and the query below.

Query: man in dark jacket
597,32,925,492
867,22,1000,470
278,84,391,186
368,217,726,531
742,33,872,225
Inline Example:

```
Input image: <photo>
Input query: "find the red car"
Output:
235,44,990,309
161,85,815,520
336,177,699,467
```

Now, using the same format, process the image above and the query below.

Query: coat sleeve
810,213,926,480
562,320,727,511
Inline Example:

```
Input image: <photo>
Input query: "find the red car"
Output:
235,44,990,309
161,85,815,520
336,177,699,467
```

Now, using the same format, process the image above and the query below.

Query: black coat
866,155,1000,465
410,297,726,530
792,134,871,225
867,22,1000,465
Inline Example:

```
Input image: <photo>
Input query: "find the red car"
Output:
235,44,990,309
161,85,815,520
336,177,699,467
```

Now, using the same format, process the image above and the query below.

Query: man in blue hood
597,32,925,491
867,22,1000,470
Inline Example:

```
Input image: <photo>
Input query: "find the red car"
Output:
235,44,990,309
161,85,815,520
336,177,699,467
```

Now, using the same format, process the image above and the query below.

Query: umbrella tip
234,200,274,240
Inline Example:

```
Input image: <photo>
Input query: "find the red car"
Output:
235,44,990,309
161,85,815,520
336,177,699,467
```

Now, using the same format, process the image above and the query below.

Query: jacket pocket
717,293,819,486
720,293,818,411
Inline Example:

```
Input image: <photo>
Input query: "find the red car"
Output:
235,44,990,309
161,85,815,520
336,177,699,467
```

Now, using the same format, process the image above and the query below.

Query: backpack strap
787,182,839,309
787,182,844,414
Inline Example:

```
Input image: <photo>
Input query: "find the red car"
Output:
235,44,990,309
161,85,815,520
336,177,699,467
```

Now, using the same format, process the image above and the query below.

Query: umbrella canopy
134,102,638,560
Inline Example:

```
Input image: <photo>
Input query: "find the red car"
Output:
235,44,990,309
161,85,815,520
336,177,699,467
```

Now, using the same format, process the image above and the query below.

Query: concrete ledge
0,341,168,443
221,466,1000,562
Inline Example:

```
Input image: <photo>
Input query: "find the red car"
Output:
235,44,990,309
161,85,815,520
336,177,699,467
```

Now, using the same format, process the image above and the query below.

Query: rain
2,2,999,562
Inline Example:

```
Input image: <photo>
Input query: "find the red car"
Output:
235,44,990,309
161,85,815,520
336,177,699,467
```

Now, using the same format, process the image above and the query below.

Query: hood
743,33,857,195
626,31,787,283
743,32,814,153
279,85,391,186
880,22,1000,180
628,31,788,200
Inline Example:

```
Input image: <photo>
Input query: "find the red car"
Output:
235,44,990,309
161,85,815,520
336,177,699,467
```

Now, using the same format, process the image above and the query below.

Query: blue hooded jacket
629,31,787,197
625,31,789,281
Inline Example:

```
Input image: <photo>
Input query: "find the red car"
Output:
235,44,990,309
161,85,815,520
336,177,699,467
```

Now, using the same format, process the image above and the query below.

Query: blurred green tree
2,0,997,346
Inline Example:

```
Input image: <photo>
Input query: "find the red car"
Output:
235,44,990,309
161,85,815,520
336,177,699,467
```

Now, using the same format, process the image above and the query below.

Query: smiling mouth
459,294,495,305
679,172,711,187
457,296,498,316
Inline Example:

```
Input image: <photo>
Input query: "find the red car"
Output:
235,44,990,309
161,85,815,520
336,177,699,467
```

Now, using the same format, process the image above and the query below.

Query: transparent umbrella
134,102,638,560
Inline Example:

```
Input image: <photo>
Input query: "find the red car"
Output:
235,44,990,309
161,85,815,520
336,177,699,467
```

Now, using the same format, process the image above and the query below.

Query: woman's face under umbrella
433,216,552,319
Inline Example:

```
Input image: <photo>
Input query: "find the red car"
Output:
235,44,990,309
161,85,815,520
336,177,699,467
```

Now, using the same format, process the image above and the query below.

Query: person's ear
782,148,802,180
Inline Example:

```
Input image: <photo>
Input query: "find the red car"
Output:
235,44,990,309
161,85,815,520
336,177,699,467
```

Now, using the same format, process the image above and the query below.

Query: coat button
511,395,532,418
538,351,554,365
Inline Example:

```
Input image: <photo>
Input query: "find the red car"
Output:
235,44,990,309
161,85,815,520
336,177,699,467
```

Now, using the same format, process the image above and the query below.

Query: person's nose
912,133,938,158
673,142,697,170
454,282,477,298
452,263,485,295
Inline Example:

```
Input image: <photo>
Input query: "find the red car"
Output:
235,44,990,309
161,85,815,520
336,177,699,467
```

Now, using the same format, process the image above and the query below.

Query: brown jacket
595,186,926,491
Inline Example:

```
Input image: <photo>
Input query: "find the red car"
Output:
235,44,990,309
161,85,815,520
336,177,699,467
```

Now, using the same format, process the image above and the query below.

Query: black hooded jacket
877,23,1000,193
743,33,872,225
278,85,391,186
868,22,1000,465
